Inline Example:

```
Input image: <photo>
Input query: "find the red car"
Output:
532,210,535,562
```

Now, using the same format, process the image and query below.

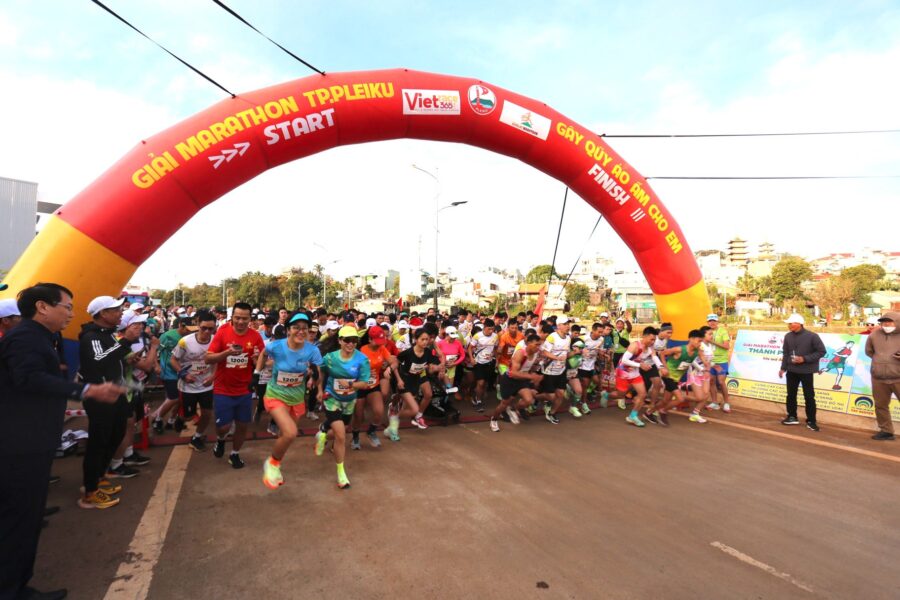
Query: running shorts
661,377,679,393
710,363,729,376
213,392,253,426
499,373,532,399
615,373,641,393
323,407,354,429
539,372,568,393
163,378,179,400
473,361,495,381
264,396,306,420
577,368,595,380
183,390,213,416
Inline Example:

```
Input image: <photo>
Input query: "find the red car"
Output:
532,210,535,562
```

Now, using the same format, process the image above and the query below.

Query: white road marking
103,446,192,600
711,541,814,593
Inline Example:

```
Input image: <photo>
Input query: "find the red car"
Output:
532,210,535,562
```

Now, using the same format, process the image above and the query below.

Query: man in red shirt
205,302,264,468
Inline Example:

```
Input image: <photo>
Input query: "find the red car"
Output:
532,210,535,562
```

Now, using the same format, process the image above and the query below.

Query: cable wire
547,187,569,291
557,215,604,299
212,0,325,75
90,0,235,97
600,129,900,139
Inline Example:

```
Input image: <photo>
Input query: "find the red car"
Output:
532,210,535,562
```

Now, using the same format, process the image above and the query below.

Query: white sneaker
723,402,731,413
617,398,626,410
707,402,721,411
490,418,500,432
506,407,520,425
307,411,319,421
569,406,583,418
689,413,708,424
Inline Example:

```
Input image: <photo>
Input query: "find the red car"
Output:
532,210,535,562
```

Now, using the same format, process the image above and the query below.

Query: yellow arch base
0,216,137,339
653,279,712,340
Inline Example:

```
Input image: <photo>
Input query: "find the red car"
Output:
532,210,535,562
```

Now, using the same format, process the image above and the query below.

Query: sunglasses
340,337,359,344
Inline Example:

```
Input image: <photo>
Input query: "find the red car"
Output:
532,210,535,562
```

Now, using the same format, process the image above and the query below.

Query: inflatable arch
1,68,710,340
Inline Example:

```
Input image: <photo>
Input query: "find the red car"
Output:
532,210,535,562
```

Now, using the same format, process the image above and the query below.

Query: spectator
0,283,123,600
865,312,900,441
778,314,826,431
0,298,22,337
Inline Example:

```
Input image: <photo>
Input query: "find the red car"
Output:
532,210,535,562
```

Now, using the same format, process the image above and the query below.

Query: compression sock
336,462,346,478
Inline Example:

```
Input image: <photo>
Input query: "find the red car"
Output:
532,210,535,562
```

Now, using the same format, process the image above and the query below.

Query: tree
565,282,590,305
525,264,558,284
810,275,855,321
770,256,813,303
841,264,886,306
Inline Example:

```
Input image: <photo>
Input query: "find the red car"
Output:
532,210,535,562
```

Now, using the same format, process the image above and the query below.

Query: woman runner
389,328,441,438
256,312,323,490
352,326,398,449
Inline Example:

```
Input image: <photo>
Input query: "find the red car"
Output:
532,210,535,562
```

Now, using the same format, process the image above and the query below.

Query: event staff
865,311,900,440
779,314,826,431
0,283,123,600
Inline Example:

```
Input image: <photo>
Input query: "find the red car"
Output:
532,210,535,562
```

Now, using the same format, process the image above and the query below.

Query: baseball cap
131,302,145,311
87,296,124,316
338,325,358,338
119,311,148,330
706,313,719,322
784,313,805,325
599,312,609,318
176,307,187,315
557,315,571,324
324,320,340,331
0,299,21,318
289,313,310,325
368,326,387,345
257,314,266,320
365,317,377,328
397,320,409,330
573,339,585,348
445,325,459,338
409,316,424,328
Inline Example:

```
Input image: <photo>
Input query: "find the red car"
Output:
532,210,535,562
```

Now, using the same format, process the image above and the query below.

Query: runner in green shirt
706,314,732,413
646,329,710,424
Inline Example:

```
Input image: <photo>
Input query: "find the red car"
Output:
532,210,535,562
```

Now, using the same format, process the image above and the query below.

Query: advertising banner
727,330,898,419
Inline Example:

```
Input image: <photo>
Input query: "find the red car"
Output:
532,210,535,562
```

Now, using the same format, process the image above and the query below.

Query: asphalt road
32,405,900,600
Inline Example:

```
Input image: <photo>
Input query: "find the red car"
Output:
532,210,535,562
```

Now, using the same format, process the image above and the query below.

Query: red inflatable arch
2,69,710,339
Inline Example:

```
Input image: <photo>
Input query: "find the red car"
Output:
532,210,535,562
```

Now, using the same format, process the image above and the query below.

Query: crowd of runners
79,299,733,497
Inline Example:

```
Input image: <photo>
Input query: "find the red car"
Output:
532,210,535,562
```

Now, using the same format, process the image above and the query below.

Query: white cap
257,314,266,320
325,320,340,331
119,311,148,330
445,325,459,338
866,316,879,326
615,317,625,323
87,296,124,316
707,313,719,322
131,302,145,311
176,307,186,314
784,313,805,325
365,317,377,328
397,319,409,329
599,312,609,318
557,315,570,324
0,299,21,318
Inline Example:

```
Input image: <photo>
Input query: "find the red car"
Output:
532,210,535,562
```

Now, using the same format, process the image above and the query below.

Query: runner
391,328,442,436
577,322,606,414
644,323,673,412
538,317,572,424
151,316,194,435
490,333,544,431
468,318,499,412
205,302,265,469
257,312,322,489
496,319,523,378
652,329,709,424
706,314,732,412
352,326,398,450
315,325,371,489
606,326,663,427
170,310,216,452
436,324,466,397
565,339,586,418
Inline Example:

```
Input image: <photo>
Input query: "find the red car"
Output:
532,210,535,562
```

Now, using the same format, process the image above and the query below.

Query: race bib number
276,371,304,387
334,378,354,394
409,363,426,375
133,369,148,382
677,362,692,370
566,368,578,379
445,354,458,364
226,354,248,368
366,374,377,386
189,363,209,376
507,347,516,356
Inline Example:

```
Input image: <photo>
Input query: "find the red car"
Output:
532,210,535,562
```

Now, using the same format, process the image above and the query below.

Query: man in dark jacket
78,296,141,509
779,313,827,431
865,311,900,440
0,283,123,600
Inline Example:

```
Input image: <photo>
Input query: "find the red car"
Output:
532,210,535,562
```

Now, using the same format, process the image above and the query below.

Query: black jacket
78,322,131,384
780,328,826,374
0,319,85,456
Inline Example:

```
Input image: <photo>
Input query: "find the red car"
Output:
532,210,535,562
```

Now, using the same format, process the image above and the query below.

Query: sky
1,0,899,289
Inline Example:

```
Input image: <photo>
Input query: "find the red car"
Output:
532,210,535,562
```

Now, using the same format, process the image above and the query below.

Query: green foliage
770,256,813,303
841,264,886,306
565,282,591,305
525,264,558,284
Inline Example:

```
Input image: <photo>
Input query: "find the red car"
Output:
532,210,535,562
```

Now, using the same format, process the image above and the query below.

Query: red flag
397,297,403,311
535,286,546,321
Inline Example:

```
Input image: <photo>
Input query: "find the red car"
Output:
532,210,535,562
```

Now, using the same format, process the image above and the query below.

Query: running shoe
526,403,537,415
49,475,61,484
263,458,283,489
384,427,400,442
707,402,721,411
617,398,627,410
188,436,206,452
307,411,320,421
600,391,609,409
97,480,122,495
806,421,820,432
545,412,560,425
173,417,186,432
781,416,800,426
228,453,245,469
123,451,150,466
445,385,459,394
506,407,521,425
78,490,119,510
351,437,362,451
213,439,225,458
689,413,708,424
367,431,382,448
315,431,327,456
518,408,530,421
106,464,139,479
267,421,280,436
412,416,428,430
388,414,400,433
152,418,164,435
473,399,485,413
580,402,592,415
490,418,501,432
644,411,659,425
543,403,552,418
568,406,583,419
657,412,670,427
625,414,645,427
723,402,731,413
337,471,351,490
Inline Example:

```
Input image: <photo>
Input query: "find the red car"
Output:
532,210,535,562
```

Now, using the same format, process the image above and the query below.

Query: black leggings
82,397,128,493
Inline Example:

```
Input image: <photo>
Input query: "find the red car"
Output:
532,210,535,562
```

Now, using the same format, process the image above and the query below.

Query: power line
646,175,900,180
557,215,604,300
211,0,325,75
90,0,235,97
600,128,900,139
547,187,569,291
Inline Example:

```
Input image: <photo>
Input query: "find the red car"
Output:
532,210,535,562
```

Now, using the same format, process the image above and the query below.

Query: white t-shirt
541,332,570,375
470,331,499,365
172,333,213,393
580,335,604,371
